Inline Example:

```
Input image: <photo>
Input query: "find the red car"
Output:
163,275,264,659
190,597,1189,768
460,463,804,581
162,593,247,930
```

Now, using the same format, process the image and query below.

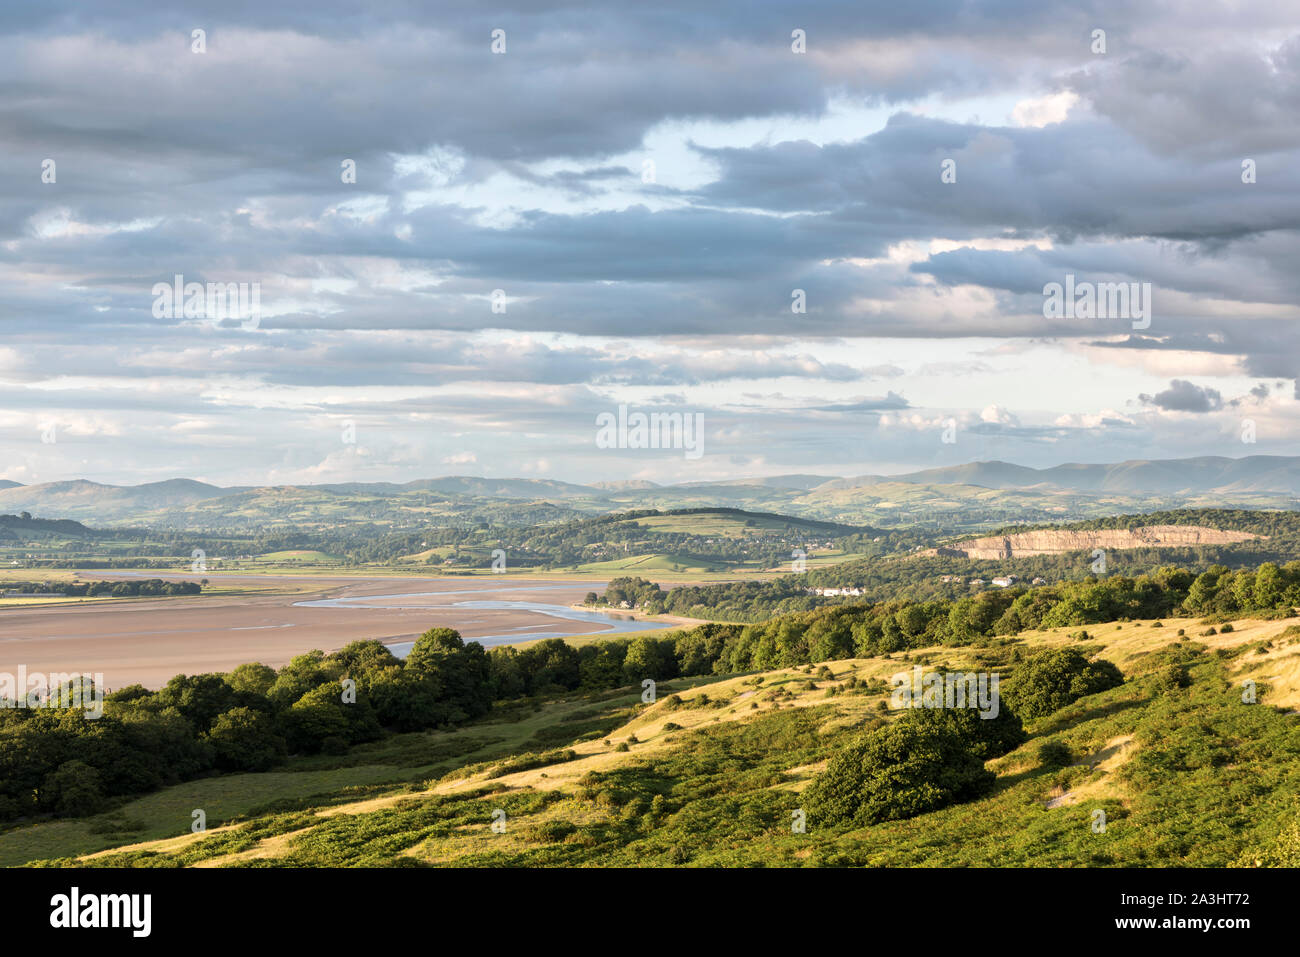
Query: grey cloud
1138,379,1224,412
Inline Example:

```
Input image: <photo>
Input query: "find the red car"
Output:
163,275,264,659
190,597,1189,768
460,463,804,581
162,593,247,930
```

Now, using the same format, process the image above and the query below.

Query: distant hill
5,455,1300,530
312,477,597,499
678,474,839,491
829,456,1300,496
0,479,232,522
0,513,96,538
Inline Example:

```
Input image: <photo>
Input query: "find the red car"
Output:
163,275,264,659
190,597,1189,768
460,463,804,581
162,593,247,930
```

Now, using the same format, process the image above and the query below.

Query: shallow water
293,594,666,655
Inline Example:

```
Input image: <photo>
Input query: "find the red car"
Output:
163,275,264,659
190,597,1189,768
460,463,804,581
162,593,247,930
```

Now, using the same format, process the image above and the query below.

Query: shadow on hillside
1028,696,1144,736
987,764,1055,794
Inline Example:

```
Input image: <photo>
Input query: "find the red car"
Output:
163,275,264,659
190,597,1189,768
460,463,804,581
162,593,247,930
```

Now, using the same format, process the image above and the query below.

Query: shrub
902,702,1027,760
1220,623,1235,633
803,711,995,827
1154,664,1191,694
526,820,578,843
1001,648,1125,719
1241,818,1300,867
1037,741,1073,767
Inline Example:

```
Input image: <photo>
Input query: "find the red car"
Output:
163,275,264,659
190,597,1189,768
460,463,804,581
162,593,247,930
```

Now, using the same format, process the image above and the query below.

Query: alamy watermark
890,666,1000,718
1,667,104,719
153,274,261,329
595,405,704,460
1043,274,1150,330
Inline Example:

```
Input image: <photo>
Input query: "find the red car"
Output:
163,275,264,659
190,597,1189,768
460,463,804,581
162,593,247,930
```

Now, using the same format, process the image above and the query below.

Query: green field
257,550,345,563
575,553,730,573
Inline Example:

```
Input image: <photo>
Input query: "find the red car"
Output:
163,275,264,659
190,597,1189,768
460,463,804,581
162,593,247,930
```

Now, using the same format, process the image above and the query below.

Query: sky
2,1,1298,488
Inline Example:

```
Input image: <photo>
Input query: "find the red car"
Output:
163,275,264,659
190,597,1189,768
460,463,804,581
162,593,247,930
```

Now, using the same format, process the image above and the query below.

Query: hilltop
827,455,1300,496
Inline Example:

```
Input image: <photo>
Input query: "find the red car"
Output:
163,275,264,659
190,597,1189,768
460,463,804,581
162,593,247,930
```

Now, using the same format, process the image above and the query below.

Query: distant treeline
0,578,200,597
981,508,1300,539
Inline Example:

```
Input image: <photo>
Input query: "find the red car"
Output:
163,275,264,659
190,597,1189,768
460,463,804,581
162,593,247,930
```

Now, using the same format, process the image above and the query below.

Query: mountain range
3,456,1299,530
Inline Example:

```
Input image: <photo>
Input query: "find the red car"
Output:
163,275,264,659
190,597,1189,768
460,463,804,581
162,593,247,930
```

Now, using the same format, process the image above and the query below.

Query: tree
1001,648,1124,719
328,640,402,681
1184,567,1225,613
906,698,1027,759
1253,562,1283,609
267,650,341,708
622,636,679,684
278,684,354,753
225,662,277,697
803,712,995,827
404,628,493,722
206,707,287,771
520,638,582,693
155,673,241,732
487,646,527,700
805,615,854,661
579,641,628,689
42,759,105,817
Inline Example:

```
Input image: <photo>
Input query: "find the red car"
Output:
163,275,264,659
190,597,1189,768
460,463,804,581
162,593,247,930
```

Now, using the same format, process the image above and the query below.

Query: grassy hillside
11,614,1298,868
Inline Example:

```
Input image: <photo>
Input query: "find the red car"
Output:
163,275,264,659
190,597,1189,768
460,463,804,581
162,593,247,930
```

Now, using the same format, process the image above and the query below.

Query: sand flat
0,574,635,690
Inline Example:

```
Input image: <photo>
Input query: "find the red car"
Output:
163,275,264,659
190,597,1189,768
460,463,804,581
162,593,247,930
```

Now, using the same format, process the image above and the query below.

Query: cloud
1,3,1297,483
1011,91,1079,128
1138,379,1224,413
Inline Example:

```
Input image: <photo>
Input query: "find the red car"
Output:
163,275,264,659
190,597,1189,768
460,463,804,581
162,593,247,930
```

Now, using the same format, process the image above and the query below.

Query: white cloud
1011,91,1079,128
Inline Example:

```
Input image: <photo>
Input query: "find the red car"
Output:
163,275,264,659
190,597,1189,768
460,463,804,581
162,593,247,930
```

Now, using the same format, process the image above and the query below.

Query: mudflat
0,574,624,690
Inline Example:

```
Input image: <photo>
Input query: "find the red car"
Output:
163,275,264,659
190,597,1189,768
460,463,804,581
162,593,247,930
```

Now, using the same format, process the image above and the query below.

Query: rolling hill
3,455,1300,531
830,455,1300,495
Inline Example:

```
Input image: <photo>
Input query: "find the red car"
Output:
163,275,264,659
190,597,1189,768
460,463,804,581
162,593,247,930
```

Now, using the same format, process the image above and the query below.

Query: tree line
0,578,201,597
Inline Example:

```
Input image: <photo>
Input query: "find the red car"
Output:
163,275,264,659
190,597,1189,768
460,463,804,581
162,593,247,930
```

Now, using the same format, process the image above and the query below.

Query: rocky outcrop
930,525,1259,560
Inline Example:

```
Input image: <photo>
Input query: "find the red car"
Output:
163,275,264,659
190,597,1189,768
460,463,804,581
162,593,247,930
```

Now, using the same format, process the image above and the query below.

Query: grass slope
7,617,1300,868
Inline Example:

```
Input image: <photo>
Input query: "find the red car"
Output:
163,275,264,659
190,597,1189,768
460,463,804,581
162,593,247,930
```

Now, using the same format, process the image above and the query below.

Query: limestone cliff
929,525,1259,560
